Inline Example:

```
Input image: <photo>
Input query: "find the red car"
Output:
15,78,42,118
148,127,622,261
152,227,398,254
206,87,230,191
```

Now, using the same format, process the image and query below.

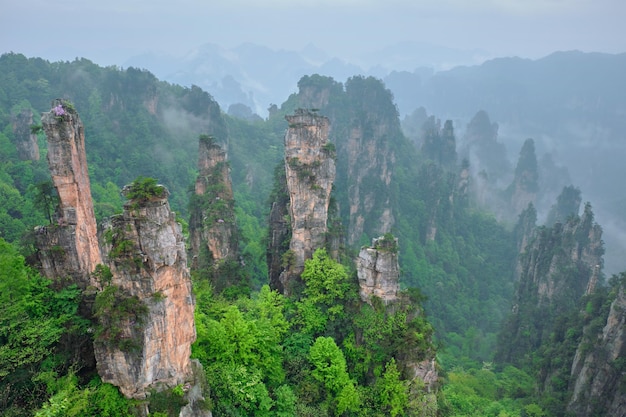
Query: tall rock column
95,183,196,400
11,108,40,161
189,135,238,287
35,100,102,288
279,109,335,293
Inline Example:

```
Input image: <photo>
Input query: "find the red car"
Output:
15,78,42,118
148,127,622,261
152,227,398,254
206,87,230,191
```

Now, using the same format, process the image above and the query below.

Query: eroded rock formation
567,282,626,417
507,138,539,216
35,100,102,288
278,109,335,293
189,135,238,279
11,108,40,161
356,235,400,304
96,185,196,400
498,202,604,365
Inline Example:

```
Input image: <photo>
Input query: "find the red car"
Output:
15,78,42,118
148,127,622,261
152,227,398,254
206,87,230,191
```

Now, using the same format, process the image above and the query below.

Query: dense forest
0,52,624,417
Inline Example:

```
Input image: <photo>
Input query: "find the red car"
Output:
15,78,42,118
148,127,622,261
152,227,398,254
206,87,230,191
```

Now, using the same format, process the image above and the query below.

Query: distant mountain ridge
123,41,487,115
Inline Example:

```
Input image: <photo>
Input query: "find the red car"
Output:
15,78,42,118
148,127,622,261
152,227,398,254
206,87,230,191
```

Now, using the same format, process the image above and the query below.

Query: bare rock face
95,186,196,400
356,235,400,304
35,100,102,288
279,109,336,293
344,123,395,245
189,135,238,275
11,108,40,161
567,283,626,417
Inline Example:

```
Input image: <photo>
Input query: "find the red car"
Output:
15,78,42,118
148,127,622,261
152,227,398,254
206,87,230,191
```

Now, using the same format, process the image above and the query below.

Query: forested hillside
1,53,624,417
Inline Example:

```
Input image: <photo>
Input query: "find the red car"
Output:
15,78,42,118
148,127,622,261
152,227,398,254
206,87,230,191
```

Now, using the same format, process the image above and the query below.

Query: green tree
309,336,360,415
297,248,354,336
377,358,408,417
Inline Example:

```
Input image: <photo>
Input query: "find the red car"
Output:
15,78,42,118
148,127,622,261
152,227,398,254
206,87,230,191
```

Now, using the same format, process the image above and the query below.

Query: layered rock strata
35,100,102,288
279,109,335,293
356,235,400,304
96,186,196,400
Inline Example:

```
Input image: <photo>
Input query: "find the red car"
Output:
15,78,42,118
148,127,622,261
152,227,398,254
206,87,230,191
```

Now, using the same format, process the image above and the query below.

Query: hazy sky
2,0,625,66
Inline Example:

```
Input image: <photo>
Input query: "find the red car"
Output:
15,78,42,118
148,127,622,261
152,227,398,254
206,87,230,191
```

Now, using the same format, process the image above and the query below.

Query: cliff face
96,186,196,400
295,75,397,247
567,282,626,417
278,109,335,293
11,108,40,161
356,235,400,304
507,138,539,216
498,202,604,365
344,122,395,245
189,135,238,280
35,100,102,288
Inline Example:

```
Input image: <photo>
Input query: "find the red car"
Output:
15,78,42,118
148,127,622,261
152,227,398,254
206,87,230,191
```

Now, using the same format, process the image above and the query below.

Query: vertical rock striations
295,75,398,247
567,281,626,417
96,183,196,400
356,235,400,304
189,135,239,290
278,109,335,293
11,108,40,161
35,100,102,288
498,202,604,365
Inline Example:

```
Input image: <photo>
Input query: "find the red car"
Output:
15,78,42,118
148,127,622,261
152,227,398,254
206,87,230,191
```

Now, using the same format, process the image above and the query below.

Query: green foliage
124,176,166,203
440,365,535,417
374,232,398,253
296,248,356,337
31,180,58,224
0,239,83,378
93,284,148,352
0,238,90,414
91,264,113,286
377,358,409,417
309,336,360,415
35,375,134,417
147,386,188,417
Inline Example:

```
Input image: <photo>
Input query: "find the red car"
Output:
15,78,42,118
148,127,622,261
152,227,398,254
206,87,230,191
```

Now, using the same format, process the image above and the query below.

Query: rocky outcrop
34,102,204,413
461,110,508,182
421,119,457,169
11,108,40,161
498,202,604,365
356,235,400,304
296,75,398,247
35,100,102,288
95,184,196,400
278,109,335,294
545,185,582,227
507,138,539,216
357,234,439,402
189,135,238,277
567,282,626,417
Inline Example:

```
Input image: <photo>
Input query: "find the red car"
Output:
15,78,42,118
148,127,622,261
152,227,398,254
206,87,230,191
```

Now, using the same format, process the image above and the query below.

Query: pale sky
1,0,625,66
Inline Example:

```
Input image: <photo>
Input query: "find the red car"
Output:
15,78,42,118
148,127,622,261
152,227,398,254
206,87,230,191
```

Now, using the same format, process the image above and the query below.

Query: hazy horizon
2,0,625,69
